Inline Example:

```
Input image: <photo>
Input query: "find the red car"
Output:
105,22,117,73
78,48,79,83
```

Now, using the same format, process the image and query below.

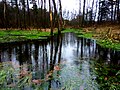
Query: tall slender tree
44,0,46,29
79,0,81,27
91,0,95,22
58,0,63,30
117,0,119,22
27,0,30,29
14,0,19,28
41,0,43,29
52,0,58,27
49,0,53,35
3,0,7,30
82,0,86,26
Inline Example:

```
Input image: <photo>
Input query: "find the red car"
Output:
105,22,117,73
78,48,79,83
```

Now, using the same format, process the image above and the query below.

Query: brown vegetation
84,24,120,41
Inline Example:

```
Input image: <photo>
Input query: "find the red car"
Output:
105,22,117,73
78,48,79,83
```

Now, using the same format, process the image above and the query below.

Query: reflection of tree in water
16,44,31,65
48,34,63,89
96,44,120,65
62,33,77,47
110,50,120,65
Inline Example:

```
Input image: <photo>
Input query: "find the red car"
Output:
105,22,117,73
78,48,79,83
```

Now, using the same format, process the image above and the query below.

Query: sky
60,0,97,19
61,0,79,19
61,0,79,12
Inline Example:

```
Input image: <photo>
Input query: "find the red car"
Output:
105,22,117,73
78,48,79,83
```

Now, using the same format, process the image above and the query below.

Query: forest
0,0,120,29
0,0,120,90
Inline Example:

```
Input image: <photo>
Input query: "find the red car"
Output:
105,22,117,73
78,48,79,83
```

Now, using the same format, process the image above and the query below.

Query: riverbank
62,26,120,51
0,30,51,43
0,27,120,50
83,26,120,51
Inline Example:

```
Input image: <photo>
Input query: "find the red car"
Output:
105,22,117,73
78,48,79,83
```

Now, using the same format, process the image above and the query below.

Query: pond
0,32,120,90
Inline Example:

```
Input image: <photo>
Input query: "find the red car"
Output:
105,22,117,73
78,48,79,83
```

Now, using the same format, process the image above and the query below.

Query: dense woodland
0,0,120,29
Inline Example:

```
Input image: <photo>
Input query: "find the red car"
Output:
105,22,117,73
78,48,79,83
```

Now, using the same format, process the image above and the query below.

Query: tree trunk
82,0,86,26
58,0,63,30
114,1,117,21
52,0,58,28
23,0,26,29
27,0,30,29
49,0,53,35
79,0,81,27
91,0,94,23
15,0,19,28
41,0,43,30
3,0,7,30
44,0,46,30
111,1,113,22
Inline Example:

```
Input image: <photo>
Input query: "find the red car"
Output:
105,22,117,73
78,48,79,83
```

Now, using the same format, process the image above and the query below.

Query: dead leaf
54,66,60,71
7,83,16,87
46,71,53,80
32,79,43,84
104,77,108,80
20,70,29,77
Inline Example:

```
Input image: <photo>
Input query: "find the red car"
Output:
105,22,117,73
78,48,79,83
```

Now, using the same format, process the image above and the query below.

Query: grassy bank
0,28,120,50
0,30,51,43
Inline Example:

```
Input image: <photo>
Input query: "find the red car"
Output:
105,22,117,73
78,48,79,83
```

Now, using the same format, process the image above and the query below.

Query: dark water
0,33,120,89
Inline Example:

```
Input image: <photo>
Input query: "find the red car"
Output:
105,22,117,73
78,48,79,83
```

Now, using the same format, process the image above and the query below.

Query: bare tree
79,0,81,27
22,0,26,29
117,0,119,22
52,0,58,28
81,0,86,26
49,0,53,35
94,0,98,21
3,0,7,30
91,0,95,22
58,0,63,30
44,0,46,29
27,0,30,29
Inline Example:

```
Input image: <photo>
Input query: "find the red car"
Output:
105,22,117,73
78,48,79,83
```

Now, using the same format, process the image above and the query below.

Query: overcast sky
61,0,79,12
61,0,97,19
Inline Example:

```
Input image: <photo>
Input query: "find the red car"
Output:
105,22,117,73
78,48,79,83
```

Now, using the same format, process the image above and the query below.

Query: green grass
97,39,120,51
0,30,50,43
62,28,81,33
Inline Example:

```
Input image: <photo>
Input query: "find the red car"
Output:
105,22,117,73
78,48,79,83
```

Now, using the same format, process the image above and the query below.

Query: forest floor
81,24,120,50
83,24,120,42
